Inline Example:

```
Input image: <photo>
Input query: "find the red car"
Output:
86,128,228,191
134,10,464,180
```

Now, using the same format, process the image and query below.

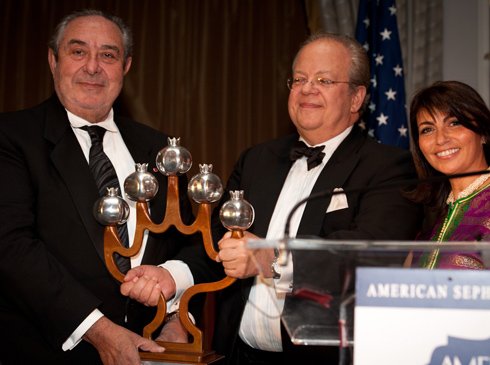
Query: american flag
355,0,409,149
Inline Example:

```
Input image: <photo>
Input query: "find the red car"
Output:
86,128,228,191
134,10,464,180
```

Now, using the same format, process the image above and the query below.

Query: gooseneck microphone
283,168,490,240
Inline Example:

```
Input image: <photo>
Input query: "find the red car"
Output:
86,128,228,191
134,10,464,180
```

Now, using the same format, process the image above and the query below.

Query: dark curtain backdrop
0,0,309,181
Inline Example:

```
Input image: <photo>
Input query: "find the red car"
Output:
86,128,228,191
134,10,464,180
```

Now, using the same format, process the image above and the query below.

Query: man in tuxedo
213,33,422,364
0,9,216,365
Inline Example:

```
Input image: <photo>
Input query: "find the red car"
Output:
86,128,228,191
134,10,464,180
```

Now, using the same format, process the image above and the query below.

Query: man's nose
84,54,101,75
300,80,319,94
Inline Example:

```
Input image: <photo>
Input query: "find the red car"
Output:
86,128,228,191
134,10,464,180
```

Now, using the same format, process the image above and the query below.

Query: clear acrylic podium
246,238,490,363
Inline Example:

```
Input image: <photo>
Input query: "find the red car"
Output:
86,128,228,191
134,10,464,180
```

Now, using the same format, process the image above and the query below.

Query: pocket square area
326,188,349,213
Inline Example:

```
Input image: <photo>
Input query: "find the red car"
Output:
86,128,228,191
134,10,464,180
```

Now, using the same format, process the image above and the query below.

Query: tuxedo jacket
0,96,217,364
212,125,422,362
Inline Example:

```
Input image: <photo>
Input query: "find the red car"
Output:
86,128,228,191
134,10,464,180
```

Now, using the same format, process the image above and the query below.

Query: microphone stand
339,293,355,365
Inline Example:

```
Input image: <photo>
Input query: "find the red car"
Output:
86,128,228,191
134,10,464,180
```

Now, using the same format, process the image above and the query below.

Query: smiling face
48,15,132,123
287,39,366,145
417,108,487,181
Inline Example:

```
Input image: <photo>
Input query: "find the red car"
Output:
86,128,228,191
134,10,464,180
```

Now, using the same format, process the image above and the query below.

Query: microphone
275,168,490,267
283,168,490,241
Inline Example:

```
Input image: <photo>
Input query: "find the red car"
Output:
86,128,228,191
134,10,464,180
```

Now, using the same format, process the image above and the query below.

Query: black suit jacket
212,126,422,362
0,96,216,364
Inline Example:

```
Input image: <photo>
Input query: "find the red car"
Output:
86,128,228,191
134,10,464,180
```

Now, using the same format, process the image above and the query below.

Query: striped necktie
81,125,130,273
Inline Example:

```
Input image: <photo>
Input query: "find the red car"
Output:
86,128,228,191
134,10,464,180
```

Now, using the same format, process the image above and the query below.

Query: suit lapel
249,135,296,237
297,127,364,237
44,97,106,261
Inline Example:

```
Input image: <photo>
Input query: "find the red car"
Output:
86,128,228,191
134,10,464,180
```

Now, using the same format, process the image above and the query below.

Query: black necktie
289,140,326,170
81,125,130,273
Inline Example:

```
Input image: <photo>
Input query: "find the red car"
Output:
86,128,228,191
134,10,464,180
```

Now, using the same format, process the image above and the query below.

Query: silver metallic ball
155,137,192,176
188,164,224,203
124,163,159,202
219,190,255,231
93,187,130,226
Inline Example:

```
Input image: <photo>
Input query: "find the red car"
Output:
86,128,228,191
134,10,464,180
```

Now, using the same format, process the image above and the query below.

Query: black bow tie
289,140,326,170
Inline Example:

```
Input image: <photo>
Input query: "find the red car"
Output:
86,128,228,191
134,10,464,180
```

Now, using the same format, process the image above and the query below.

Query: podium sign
354,268,490,365
247,239,490,364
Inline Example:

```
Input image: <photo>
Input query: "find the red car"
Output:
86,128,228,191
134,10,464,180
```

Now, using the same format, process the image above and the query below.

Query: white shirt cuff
62,260,193,351
62,309,104,351
160,260,194,312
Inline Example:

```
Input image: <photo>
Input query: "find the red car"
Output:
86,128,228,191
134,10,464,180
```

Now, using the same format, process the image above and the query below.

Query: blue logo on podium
427,336,490,365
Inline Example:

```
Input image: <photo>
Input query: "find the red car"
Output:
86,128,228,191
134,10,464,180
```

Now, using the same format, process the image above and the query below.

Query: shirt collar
66,109,118,133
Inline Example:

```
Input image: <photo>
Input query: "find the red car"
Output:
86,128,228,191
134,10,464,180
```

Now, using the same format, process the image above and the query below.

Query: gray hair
292,32,370,111
48,9,133,64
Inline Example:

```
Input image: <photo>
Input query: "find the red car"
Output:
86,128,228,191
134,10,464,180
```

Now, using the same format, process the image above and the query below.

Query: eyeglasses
287,77,352,90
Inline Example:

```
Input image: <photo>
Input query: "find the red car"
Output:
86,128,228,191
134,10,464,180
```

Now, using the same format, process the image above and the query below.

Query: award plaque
94,138,253,364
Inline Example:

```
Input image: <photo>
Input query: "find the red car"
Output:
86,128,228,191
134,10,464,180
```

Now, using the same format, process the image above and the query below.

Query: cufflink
270,248,281,279
164,311,179,324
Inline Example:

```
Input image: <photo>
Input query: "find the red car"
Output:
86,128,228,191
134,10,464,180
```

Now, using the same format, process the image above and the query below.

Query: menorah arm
103,226,140,282
142,293,167,339
152,275,237,353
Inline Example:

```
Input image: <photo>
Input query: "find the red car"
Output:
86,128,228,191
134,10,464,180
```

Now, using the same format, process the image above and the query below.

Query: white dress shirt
62,109,193,350
238,126,352,351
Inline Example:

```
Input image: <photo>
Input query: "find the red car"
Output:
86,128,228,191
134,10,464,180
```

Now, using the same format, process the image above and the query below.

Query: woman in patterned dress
408,80,490,269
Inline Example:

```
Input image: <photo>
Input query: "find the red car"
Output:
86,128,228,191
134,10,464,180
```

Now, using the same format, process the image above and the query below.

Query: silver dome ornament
155,137,192,176
93,187,130,226
219,190,255,232
124,163,159,202
188,164,224,203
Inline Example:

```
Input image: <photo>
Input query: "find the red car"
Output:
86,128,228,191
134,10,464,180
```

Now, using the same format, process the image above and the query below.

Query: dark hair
292,32,370,112
409,80,490,215
48,9,133,64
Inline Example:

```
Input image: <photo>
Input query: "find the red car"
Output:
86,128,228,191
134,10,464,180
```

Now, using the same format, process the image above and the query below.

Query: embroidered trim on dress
447,167,490,204
425,184,490,269
447,255,485,270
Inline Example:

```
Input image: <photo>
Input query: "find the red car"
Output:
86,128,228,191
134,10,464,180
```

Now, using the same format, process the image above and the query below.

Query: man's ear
350,85,367,114
48,48,57,76
123,56,132,75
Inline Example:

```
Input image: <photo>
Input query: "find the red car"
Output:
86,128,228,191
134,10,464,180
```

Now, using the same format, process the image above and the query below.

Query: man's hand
120,265,176,306
84,316,164,365
216,231,275,279
155,314,189,343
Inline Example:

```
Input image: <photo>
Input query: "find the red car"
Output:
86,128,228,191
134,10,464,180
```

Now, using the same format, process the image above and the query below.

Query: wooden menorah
96,138,249,364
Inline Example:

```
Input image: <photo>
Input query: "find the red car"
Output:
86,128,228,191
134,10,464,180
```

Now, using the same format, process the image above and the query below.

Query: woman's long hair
409,80,490,219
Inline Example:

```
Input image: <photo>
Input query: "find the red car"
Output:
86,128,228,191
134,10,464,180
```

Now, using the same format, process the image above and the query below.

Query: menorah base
140,349,224,364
